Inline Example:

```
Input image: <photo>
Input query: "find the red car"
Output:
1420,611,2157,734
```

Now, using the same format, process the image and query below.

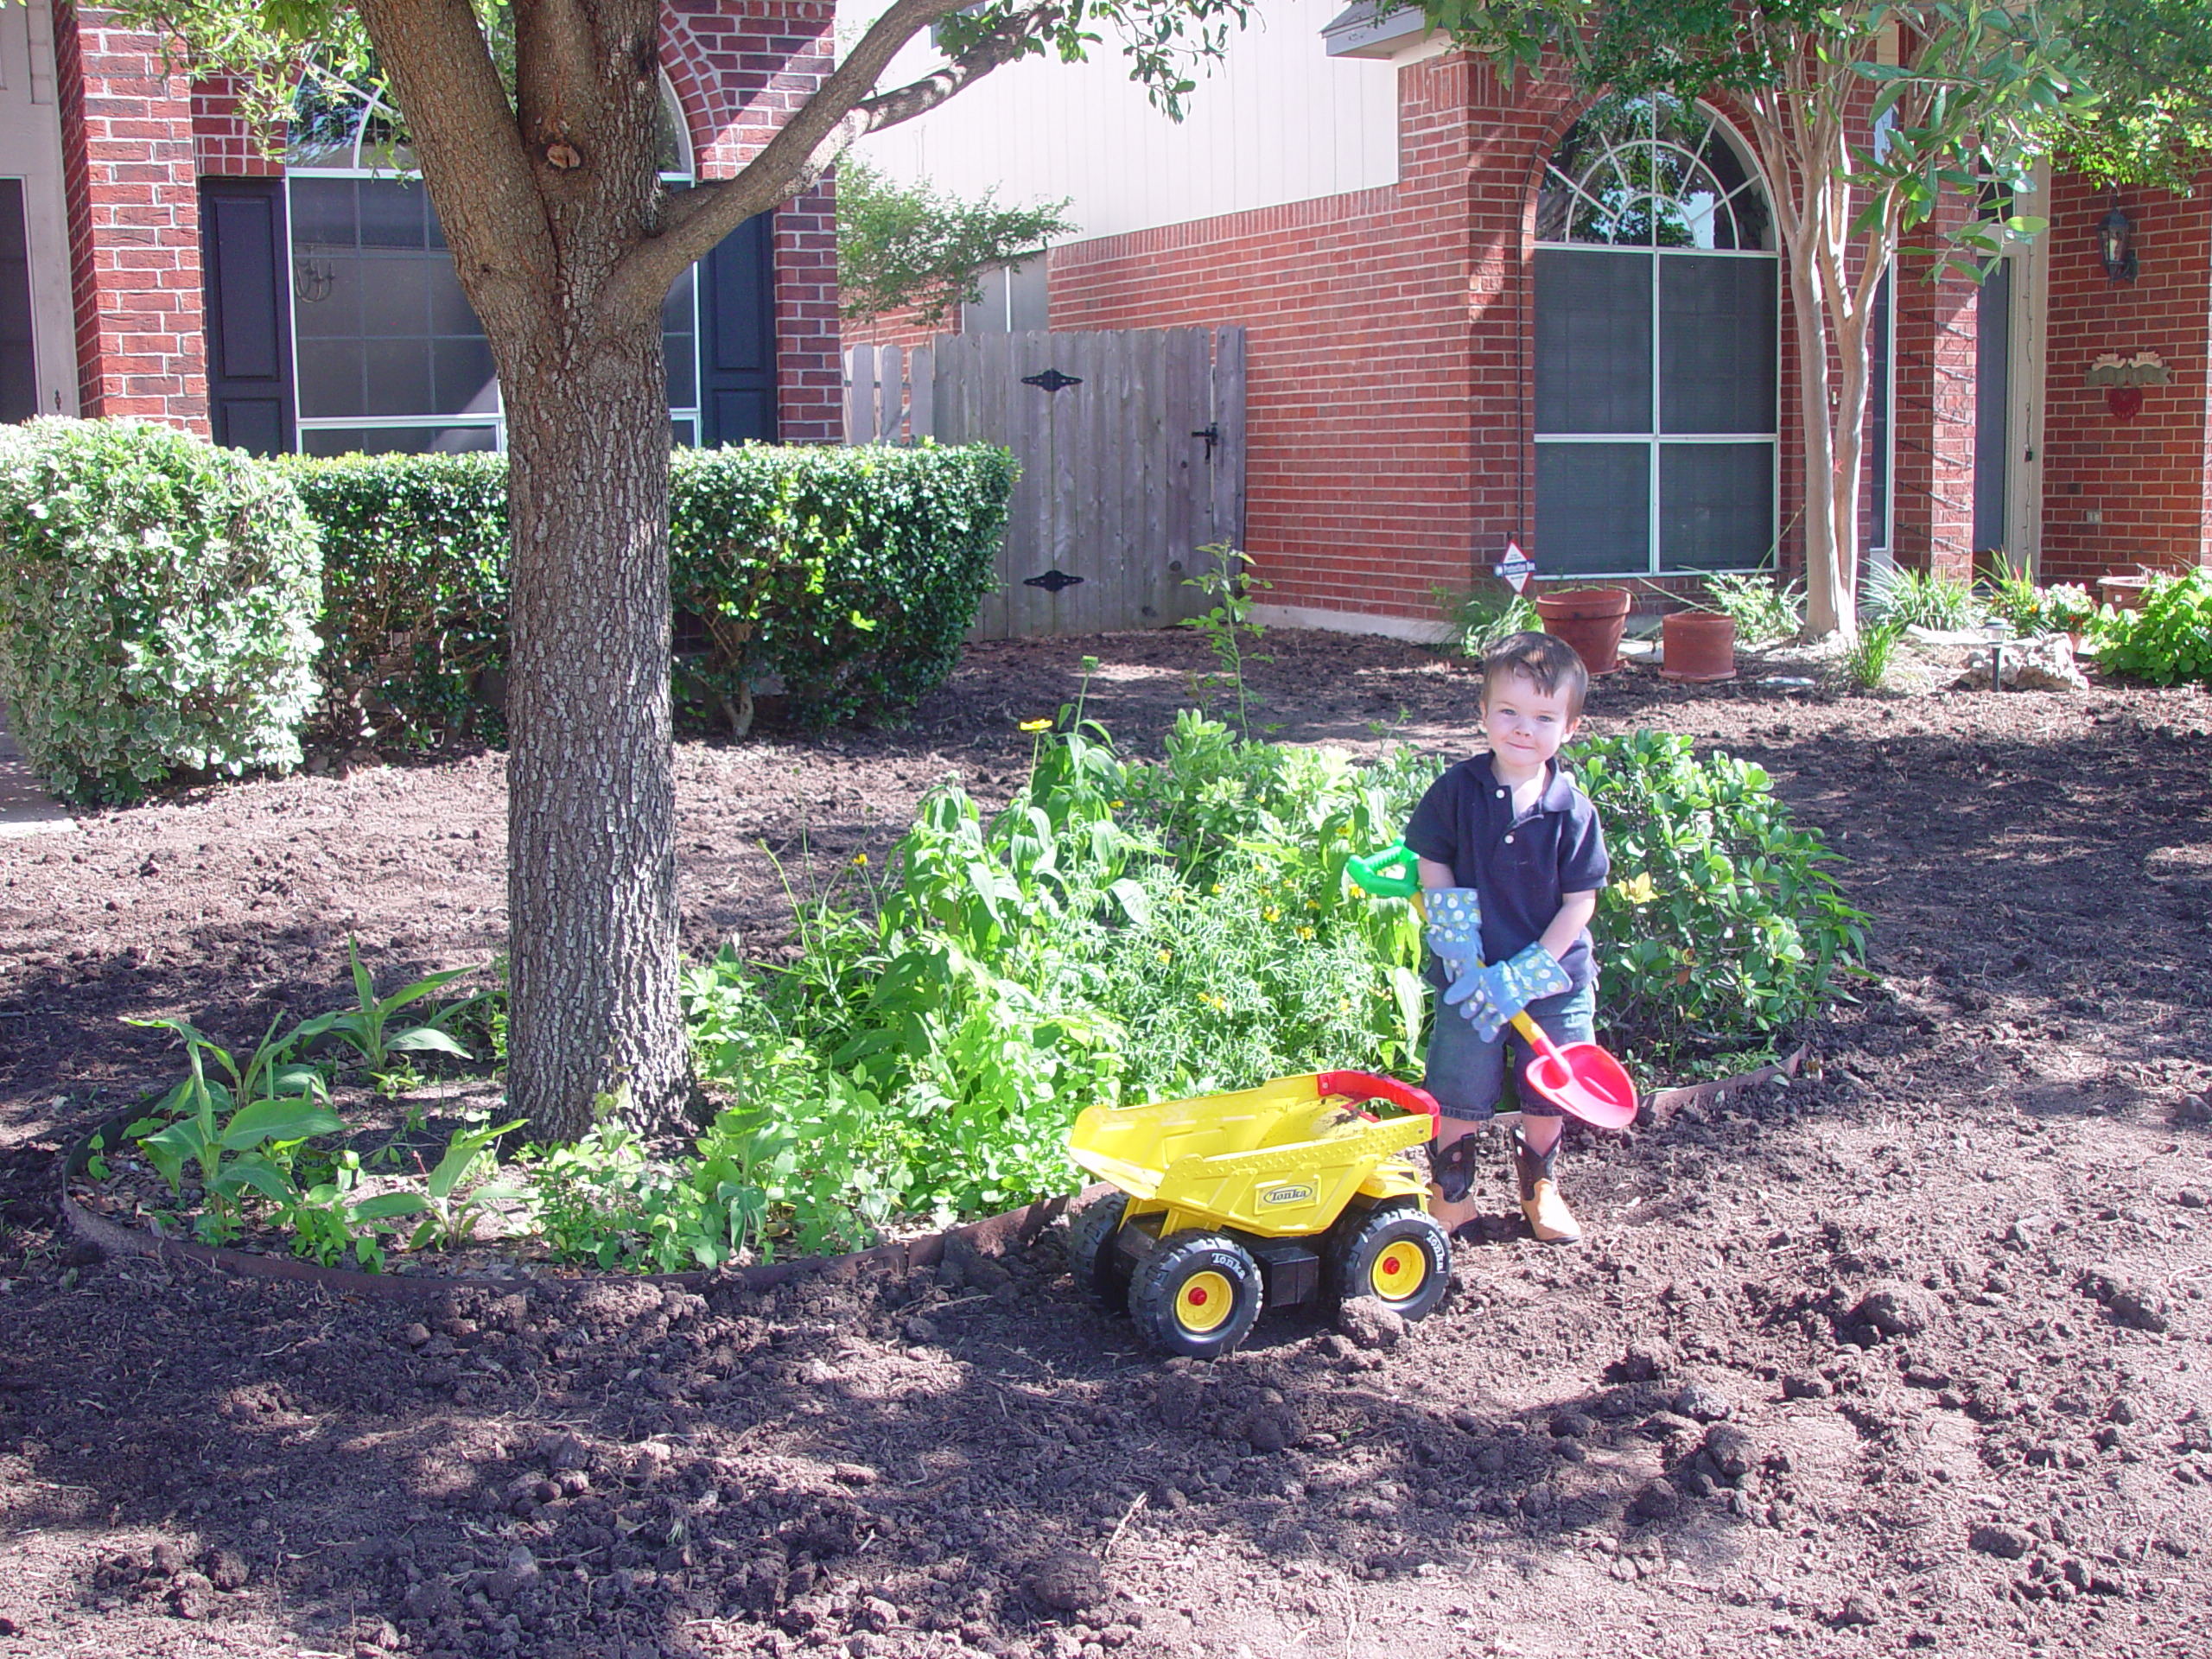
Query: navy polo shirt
1404,753,1610,990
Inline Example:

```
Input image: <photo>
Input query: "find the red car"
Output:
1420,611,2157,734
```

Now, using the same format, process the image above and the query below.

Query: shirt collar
1483,753,1578,814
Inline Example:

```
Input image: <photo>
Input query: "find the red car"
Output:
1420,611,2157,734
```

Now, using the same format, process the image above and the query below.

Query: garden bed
3,626,2211,1659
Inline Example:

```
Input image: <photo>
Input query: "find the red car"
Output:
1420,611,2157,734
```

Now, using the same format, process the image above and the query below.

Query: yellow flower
1110,800,1125,809
852,853,868,867
1020,718,1052,733
1262,906,1281,923
1614,873,1659,905
1157,949,1173,964
1297,925,1315,941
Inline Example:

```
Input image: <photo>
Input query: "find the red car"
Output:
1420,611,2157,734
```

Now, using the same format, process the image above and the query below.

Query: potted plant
1531,586,1632,675
1660,607,1738,683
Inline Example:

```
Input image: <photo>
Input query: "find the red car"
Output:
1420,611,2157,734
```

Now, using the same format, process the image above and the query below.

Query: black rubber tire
1128,1230,1265,1360
1067,1192,1132,1313
1324,1202,1452,1324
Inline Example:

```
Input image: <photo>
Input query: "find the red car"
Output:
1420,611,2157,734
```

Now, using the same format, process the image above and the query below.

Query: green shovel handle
1347,840,1421,899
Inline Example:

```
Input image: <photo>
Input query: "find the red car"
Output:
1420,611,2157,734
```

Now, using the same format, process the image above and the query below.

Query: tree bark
502,323,686,1141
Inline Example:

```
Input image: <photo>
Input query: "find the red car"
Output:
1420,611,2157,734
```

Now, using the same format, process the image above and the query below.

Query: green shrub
2094,569,2212,684
1570,730,1866,1059
669,442,1016,728
1863,563,1984,631
1980,558,2096,639
1700,570,1803,645
0,418,322,804
294,442,1016,739
1434,584,1540,657
281,453,509,743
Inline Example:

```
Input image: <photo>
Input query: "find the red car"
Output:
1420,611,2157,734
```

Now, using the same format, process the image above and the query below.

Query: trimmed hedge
671,442,1016,729
0,419,323,804
294,442,1016,739
281,452,510,742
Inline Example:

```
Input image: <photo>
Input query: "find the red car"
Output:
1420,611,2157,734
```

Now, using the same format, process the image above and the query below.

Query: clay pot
1532,587,1631,676
1660,611,1738,683
2097,574,2151,613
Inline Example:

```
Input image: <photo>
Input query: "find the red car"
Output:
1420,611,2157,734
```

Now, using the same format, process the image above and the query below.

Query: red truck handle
1316,1071,1440,1131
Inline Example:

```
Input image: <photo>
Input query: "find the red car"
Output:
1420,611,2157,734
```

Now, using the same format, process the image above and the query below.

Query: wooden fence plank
908,344,933,441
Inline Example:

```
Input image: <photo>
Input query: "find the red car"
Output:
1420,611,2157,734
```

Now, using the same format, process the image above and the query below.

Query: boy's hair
1480,631,1590,721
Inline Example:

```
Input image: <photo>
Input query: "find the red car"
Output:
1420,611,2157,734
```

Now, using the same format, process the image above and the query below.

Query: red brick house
852,2,2212,635
2,1,842,455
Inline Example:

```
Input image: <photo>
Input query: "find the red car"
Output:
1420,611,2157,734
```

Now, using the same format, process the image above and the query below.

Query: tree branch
358,0,554,333
600,0,1062,321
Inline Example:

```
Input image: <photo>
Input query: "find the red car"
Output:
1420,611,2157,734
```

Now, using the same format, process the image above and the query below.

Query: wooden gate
929,327,1245,639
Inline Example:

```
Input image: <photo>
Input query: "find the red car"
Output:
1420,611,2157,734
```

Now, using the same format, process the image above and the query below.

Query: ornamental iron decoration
1024,569,1084,593
1021,367,1083,393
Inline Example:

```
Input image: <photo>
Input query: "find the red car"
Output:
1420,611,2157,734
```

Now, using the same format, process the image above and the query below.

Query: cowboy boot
1428,1130,1486,1238
1513,1128,1581,1246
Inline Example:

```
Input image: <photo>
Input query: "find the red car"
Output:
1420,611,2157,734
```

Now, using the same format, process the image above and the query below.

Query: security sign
1494,542,1536,593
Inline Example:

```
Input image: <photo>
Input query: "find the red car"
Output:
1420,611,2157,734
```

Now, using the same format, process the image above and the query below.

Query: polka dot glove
1452,943,1571,1043
1423,887,1485,1000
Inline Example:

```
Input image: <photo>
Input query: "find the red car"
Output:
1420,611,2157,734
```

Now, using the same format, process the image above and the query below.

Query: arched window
278,74,703,455
1533,95,1778,575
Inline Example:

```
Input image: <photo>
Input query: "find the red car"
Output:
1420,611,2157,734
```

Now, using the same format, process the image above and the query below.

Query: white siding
842,0,1401,243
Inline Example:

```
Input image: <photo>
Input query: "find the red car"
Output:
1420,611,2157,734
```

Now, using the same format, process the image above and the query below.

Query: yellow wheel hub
1370,1240,1427,1301
1174,1269,1235,1333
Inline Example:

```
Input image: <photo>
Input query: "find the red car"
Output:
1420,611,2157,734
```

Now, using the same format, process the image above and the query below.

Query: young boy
1405,632,1608,1246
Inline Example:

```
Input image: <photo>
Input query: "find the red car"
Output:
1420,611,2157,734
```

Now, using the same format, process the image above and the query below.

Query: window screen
0,180,37,423
1537,444,1649,573
1660,255,1775,434
1535,249,1651,435
1660,444,1773,569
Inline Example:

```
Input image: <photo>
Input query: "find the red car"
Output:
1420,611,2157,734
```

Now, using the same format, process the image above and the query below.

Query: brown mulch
2,627,2210,1659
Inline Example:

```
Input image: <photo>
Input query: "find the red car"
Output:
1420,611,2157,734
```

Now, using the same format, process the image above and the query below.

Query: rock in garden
1614,1341,1676,1382
149,1541,190,1577
2172,1093,2212,1127
537,1430,590,1471
1702,1423,1755,1480
1673,1382,1735,1422
1549,1409,1595,1439
1338,1301,1405,1351
1022,1550,1106,1612
1836,1594,1880,1627
2174,1186,2208,1210
1629,1479,1681,1522
1951,637,2088,693
1853,1283,1942,1339
207,1548,249,1592
401,1323,431,1349
1244,1402,1303,1453
2079,1263,2170,1332
1154,1372,1206,1429
488,1547,538,1603
902,1315,941,1346
1783,1372,1833,1401
166,1572,214,1620
402,1580,455,1622
1969,1523,2033,1560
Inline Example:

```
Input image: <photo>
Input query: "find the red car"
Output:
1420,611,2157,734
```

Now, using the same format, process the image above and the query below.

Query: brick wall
192,73,281,178
54,3,208,429
1891,189,1980,580
1050,54,1580,625
664,0,842,442
2038,172,2212,585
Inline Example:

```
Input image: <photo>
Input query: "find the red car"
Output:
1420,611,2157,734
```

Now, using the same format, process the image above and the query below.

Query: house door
1532,96,1778,576
200,179,296,455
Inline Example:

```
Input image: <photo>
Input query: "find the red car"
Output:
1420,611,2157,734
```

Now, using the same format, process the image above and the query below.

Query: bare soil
3,628,2211,1659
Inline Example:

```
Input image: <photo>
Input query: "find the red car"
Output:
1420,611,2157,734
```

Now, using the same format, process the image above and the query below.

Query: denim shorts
1421,981,1597,1122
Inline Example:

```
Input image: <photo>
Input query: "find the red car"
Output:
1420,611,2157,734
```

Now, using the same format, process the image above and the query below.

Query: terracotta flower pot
1660,611,1738,683
1531,587,1631,676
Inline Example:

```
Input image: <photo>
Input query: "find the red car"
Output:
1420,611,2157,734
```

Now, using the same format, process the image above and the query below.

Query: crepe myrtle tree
1425,1,2082,639
115,0,1248,1141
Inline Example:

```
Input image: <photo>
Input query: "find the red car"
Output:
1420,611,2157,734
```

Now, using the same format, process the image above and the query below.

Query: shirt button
1504,834,1515,844
1496,790,1504,798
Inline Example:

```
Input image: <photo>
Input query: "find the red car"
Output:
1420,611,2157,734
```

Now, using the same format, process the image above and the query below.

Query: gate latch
1192,423,1222,461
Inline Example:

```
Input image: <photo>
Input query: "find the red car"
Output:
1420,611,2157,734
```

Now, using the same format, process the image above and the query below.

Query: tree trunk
1790,232,1852,639
500,317,690,1141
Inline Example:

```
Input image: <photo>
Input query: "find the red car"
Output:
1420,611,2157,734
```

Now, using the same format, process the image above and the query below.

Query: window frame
283,73,699,456
1533,99,1782,579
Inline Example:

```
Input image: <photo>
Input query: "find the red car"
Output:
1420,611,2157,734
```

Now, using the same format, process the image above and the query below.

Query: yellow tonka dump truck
1065,1071,1451,1359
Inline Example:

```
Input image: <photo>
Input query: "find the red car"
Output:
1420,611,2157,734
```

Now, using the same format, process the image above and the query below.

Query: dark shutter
697,212,777,448
0,180,36,423
200,180,295,455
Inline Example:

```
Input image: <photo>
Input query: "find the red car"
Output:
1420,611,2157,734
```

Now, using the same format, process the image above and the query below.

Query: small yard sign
1494,543,1535,593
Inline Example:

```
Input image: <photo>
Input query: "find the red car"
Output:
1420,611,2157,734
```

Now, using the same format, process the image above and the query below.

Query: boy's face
1481,668,1580,778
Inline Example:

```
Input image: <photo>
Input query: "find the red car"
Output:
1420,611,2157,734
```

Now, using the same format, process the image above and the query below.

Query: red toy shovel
1510,1012,1637,1128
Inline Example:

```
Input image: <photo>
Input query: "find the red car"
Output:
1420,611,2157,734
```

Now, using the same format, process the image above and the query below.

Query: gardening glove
1451,943,1572,1044
1423,887,1486,996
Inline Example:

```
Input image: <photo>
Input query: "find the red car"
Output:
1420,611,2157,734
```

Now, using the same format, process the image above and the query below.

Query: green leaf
220,1096,343,1151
